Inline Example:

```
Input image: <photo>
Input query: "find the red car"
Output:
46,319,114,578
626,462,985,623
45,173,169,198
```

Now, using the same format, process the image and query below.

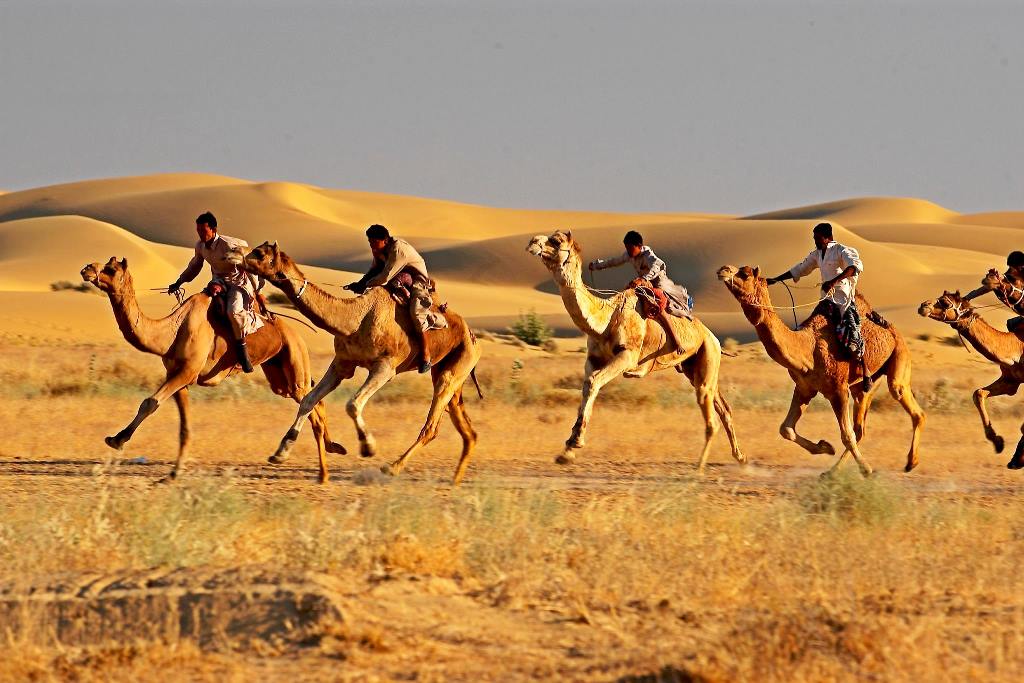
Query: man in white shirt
167,212,262,373
766,222,870,388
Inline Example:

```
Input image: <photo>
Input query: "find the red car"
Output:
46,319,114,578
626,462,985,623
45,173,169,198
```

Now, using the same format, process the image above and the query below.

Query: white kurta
177,234,264,336
590,246,692,317
789,241,863,311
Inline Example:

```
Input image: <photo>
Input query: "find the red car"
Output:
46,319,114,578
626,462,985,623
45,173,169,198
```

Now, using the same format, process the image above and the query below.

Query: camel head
242,241,291,281
982,268,1004,291
918,290,971,325
526,230,583,282
80,257,129,294
717,264,767,304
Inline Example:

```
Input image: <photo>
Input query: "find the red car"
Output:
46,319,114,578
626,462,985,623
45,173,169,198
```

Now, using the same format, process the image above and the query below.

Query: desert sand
3,174,1024,681
0,173,1018,349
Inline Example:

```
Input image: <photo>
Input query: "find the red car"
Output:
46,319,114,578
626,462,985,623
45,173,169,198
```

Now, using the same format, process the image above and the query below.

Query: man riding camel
345,224,445,374
765,222,872,389
588,230,692,353
167,211,262,373
964,250,1024,333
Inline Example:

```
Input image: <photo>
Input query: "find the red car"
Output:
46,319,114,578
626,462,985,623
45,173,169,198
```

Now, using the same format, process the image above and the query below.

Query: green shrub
510,310,553,347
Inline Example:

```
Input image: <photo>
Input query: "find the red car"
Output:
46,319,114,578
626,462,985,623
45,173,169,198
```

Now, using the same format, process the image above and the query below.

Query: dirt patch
0,565,345,651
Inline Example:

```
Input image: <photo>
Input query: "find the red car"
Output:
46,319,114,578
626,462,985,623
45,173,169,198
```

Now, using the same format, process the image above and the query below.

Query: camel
919,289,1024,468
240,242,482,485
80,257,345,482
525,231,744,472
717,265,925,476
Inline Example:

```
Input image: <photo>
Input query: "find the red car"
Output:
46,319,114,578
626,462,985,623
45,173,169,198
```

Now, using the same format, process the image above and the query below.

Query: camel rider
167,211,261,373
765,222,870,387
964,251,1024,333
345,224,445,374
588,230,692,353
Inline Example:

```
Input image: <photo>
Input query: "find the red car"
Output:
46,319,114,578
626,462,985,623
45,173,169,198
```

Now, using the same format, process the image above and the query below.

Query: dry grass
3,337,1024,679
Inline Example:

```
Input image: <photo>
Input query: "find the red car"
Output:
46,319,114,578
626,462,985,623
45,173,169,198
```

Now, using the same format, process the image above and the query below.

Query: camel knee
345,399,359,419
140,397,159,417
973,389,988,406
780,425,797,442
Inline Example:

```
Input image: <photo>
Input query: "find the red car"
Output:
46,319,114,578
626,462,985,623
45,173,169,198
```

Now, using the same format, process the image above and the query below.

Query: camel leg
686,348,722,474
105,369,197,452
779,388,835,456
851,381,881,443
558,351,637,464
679,359,745,465
265,358,348,458
714,390,746,464
824,390,873,478
270,363,345,470
383,362,465,478
347,361,397,459
1007,423,1024,470
447,389,478,486
973,376,1018,454
167,388,191,480
887,374,926,473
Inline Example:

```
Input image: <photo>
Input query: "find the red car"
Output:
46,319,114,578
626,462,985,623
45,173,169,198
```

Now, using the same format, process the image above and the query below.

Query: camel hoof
1007,459,1024,470
904,459,919,473
104,436,125,451
268,453,288,465
555,452,576,465
993,436,1005,454
360,442,377,459
816,440,836,456
565,437,584,449
861,468,876,479
326,441,348,455
380,463,400,477
318,473,329,484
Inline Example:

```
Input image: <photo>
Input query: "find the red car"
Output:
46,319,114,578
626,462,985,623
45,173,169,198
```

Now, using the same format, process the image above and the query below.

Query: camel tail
470,367,484,400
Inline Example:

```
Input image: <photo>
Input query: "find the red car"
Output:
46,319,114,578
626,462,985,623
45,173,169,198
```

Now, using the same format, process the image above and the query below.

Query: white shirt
178,234,260,292
789,241,863,310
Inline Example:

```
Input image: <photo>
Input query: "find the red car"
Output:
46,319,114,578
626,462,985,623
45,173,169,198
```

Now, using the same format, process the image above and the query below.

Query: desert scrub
510,309,553,346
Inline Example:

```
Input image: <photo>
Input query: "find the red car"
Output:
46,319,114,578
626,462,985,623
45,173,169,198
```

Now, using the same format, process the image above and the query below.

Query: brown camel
240,242,482,485
918,290,1024,469
525,231,744,472
717,265,925,476
80,257,345,482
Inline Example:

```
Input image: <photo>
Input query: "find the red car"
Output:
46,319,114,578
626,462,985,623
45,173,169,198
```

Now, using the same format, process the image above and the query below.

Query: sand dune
743,197,957,225
0,173,1018,344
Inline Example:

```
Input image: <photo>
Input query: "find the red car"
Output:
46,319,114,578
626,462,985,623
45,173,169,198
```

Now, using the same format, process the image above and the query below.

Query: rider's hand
167,282,181,294
822,278,836,291
588,261,596,271
344,282,364,294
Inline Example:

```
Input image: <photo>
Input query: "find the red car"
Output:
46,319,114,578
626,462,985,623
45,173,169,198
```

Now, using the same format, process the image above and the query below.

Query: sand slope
0,174,1016,344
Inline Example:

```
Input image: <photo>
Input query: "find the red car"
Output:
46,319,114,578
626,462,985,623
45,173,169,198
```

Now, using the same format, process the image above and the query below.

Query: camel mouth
917,302,934,318
716,266,738,282
80,264,99,283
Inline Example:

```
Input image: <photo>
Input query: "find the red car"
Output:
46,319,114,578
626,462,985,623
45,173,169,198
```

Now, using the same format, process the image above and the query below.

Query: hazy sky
2,0,1021,214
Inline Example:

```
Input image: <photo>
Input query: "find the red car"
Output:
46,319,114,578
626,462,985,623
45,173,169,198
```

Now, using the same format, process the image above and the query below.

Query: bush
509,310,553,347
50,280,100,294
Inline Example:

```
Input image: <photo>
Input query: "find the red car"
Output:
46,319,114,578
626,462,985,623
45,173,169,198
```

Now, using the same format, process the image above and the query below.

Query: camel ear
955,289,961,296
106,256,118,266
120,257,128,269
566,230,572,240
752,266,761,277
271,240,278,251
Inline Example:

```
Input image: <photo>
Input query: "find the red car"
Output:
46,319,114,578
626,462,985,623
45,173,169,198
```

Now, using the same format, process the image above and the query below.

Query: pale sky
2,0,1021,214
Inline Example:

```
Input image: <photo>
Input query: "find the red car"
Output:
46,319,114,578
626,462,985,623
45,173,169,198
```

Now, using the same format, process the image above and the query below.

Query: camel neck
275,268,374,336
106,280,185,356
738,294,814,372
554,266,616,338
953,315,1024,366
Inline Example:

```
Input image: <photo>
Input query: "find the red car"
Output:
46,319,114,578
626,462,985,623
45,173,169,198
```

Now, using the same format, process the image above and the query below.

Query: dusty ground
2,336,1024,681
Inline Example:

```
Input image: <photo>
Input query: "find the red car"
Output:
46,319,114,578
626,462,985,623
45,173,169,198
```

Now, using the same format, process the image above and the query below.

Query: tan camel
919,289,1024,469
240,242,482,485
717,265,925,476
525,231,744,472
80,257,345,482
